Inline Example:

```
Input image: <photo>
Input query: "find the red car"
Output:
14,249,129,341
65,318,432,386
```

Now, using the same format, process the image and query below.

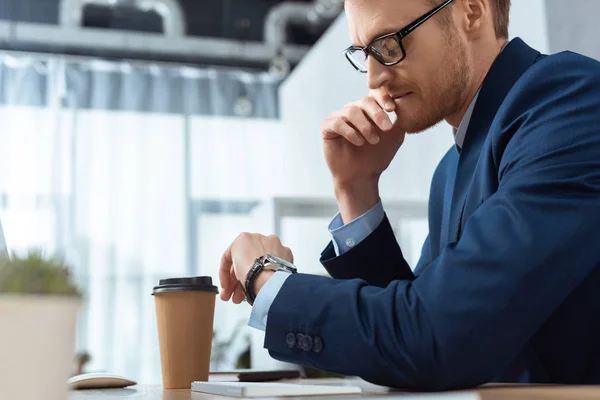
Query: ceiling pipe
59,0,186,37
264,0,343,51
0,20,310,69
264,0,343,77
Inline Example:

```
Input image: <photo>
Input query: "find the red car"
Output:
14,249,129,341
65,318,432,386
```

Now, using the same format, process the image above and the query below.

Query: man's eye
373,37,401,60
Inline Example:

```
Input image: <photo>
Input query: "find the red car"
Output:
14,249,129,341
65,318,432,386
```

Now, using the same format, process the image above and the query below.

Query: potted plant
0,251,81,400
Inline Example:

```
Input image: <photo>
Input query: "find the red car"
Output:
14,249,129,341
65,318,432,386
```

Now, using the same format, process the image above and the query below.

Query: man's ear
457,0,491,38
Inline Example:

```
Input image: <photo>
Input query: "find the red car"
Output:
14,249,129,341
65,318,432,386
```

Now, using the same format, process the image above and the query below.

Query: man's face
346,0,471,133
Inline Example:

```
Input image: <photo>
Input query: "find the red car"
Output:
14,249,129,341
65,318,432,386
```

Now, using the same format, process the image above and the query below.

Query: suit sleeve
264,56,600,390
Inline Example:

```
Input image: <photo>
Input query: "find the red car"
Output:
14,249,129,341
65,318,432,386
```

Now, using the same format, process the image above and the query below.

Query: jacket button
296,333,304,349
302,335,313,351
286,333,296,349
312,337,323,353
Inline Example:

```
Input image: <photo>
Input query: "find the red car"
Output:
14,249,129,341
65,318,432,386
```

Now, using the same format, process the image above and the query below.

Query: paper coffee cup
152,277,218,389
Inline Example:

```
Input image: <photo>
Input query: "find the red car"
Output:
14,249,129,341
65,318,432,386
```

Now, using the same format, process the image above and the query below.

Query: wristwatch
238,254,297,305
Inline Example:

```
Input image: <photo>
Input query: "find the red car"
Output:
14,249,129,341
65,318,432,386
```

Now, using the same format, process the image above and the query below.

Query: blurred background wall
0,0,594,384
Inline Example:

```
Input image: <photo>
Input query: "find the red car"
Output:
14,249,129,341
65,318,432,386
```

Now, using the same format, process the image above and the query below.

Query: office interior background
0,0,596,384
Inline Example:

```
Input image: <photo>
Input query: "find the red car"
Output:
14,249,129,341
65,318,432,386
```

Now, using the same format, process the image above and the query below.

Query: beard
396,30,471,134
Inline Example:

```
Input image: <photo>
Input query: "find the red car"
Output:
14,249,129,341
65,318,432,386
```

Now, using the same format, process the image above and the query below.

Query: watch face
265,254,296,271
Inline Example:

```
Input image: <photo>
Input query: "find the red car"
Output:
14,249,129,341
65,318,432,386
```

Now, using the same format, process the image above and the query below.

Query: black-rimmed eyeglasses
344,0,455,73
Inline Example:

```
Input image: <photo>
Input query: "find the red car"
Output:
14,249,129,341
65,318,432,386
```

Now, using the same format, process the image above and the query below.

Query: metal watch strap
239,255,297,305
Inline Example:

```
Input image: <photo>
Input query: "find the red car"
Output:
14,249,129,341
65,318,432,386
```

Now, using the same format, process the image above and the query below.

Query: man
220,0,600,390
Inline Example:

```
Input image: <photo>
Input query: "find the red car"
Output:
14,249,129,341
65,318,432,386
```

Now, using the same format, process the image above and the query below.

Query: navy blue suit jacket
264,38,600,390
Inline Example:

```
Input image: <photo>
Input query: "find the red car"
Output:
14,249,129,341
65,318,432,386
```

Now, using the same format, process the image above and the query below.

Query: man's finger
323,117,365,146
219,242,235,301
232,285,246,304
357,97,394,132
370,91,396,112
219,265,236,302
345,105,380,144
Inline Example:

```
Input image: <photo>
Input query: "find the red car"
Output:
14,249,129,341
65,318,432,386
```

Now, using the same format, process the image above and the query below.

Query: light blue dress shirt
248,90,483,331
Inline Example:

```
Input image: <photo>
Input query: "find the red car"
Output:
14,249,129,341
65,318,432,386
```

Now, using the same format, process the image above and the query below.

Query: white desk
69,378,600,400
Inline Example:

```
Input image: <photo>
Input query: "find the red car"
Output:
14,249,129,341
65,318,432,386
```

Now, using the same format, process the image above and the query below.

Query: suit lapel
446,38,541,244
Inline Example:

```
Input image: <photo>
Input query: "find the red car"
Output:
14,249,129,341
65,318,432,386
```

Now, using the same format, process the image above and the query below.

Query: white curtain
0,52,281,383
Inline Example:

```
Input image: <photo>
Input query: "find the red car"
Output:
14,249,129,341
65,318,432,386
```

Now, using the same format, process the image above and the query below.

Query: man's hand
321,92,405,223
219,233,294,304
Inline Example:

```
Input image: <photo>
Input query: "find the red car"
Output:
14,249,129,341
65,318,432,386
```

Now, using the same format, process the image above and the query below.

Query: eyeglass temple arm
400,0,455,37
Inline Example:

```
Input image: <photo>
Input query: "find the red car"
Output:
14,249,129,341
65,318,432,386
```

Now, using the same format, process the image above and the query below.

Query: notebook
191,381,362,397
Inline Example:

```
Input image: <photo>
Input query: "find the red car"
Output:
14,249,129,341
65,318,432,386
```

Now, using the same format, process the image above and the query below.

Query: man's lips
392,92,412,100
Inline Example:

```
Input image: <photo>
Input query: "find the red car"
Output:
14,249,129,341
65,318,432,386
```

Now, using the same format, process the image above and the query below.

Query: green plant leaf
0,250,81,296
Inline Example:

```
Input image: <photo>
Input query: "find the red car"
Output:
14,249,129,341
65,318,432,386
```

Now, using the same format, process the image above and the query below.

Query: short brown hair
430,0,511,39
489,0,511,38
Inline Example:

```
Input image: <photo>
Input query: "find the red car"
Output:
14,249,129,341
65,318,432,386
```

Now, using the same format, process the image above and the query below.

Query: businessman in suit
220,0,600,390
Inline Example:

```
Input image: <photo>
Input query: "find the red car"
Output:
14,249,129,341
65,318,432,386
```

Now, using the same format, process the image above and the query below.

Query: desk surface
68,378,600,400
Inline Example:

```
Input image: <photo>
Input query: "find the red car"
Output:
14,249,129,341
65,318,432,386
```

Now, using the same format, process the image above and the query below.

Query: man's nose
366,56,393,90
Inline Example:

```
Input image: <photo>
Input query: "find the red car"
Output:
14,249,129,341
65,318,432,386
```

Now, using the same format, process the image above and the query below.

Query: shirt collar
454,91,479,152
453,41,509,153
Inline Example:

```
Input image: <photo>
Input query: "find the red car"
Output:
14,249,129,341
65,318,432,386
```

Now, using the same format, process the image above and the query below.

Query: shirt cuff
328,200,385,256
248,271,292,331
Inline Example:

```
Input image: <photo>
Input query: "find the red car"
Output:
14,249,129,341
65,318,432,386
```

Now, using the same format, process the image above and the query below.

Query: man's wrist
254,270,276,296
334,178,380,224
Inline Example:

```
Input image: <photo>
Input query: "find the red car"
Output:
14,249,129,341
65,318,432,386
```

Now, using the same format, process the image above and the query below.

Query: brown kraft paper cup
152,277,218,389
